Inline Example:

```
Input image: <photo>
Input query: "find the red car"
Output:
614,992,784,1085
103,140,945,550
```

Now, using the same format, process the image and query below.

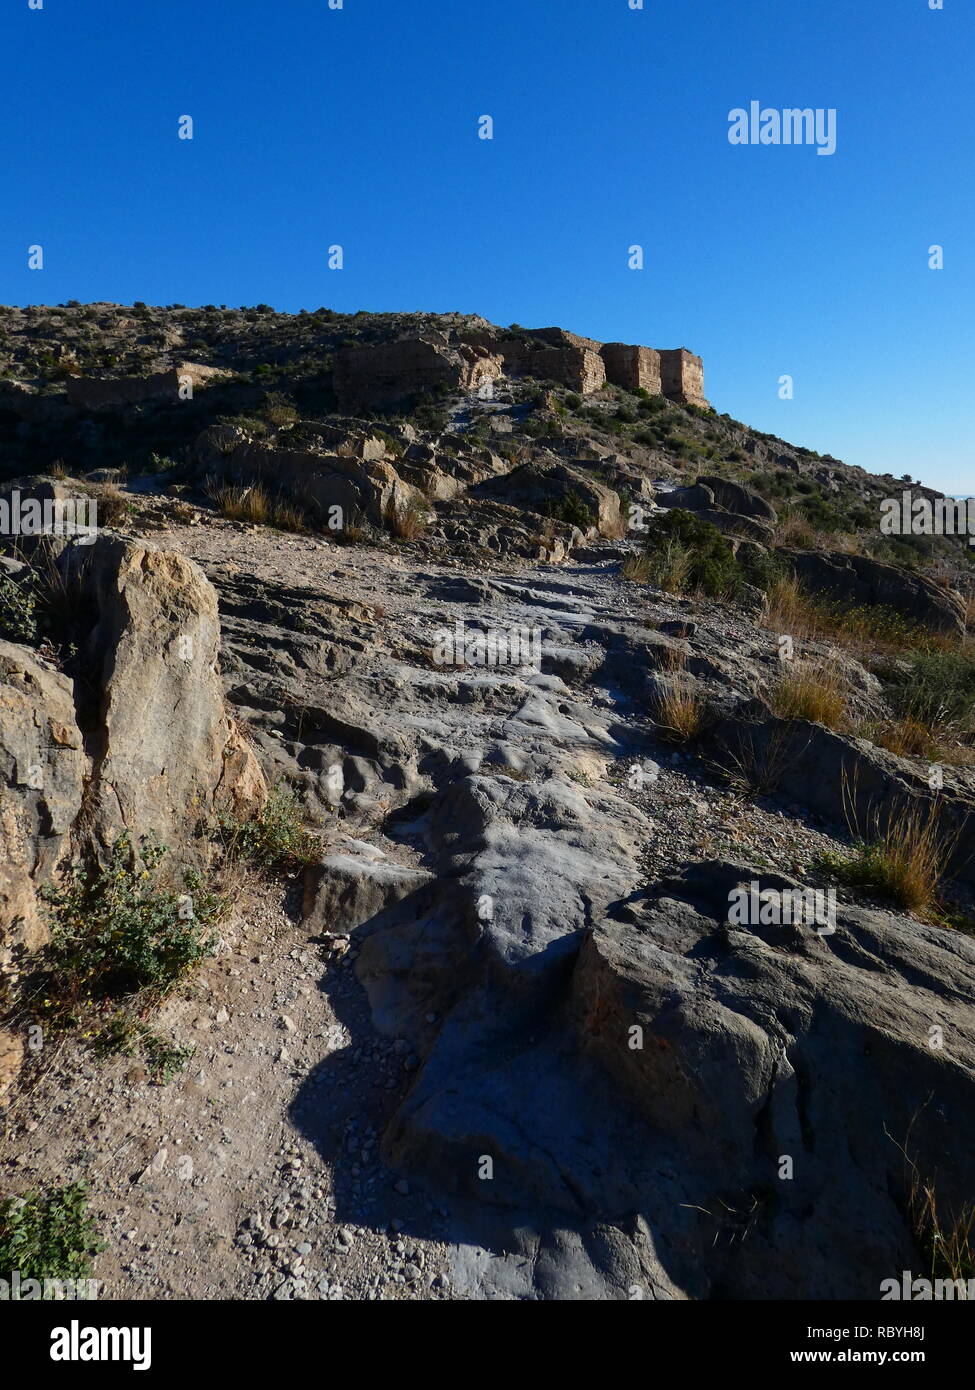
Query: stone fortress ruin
332,325,707,413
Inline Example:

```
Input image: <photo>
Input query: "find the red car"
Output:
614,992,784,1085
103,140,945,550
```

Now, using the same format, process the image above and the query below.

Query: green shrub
642,509,742,598
371,429,403,458
738,544,784,591
521,417,550,439
146,451,180,473
0,1183,102,1284
42,833,218,1001
217,782,320,871
541,491,594,530
410,402,449,434
882,652,975,731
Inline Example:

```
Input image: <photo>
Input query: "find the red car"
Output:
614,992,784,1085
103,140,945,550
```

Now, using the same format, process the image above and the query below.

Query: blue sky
2,0,972,491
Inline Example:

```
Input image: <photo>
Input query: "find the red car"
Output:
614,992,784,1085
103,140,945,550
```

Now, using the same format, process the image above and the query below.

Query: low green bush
217,782,320,871
882,651,975,731
42,833,218,1001
0,571,41,645
641,509,742,598
541,491,594,530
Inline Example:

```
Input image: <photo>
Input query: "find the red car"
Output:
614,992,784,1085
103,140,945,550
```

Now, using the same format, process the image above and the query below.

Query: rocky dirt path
3,870,455,1301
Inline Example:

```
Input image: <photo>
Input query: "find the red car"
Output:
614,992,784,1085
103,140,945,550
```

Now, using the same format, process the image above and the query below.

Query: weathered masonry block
600,343,662,395
65,362,225,411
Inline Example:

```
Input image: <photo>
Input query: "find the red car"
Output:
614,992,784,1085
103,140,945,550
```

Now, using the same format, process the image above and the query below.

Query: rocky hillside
1,303,974,1302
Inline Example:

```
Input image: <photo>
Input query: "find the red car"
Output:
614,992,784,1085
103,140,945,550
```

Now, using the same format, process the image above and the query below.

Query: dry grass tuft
390,495,431,541
205,482,306,533
819,794,955,917
88,483,131,529
208,482,270,525
911,1179,975,1285
653,677,707,743
773,513,818,548
709,721,802,796
774,512,861,553
769,662,848,730
621,551,653,583
865,716,940,761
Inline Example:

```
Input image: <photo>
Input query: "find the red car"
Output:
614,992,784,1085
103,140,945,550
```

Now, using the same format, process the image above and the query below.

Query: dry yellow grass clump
653,676,707,743
389,495,431,541
206,482,306,533
769,662,848,730
764,573,948,657
820,799,954,918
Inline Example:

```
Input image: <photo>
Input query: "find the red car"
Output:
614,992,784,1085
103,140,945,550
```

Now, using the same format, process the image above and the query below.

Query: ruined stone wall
66,369,184,411
334,326,703,407
333,336,502,411
517,329,606,393
64,362,224,412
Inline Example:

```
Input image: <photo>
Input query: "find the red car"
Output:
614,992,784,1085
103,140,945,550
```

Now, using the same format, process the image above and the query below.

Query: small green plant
217,782,320,871
93,1016,195,1083
42,833,218,1002
882,652,975,732
0,571,41,645
146,451,180,473
262,391,298,427
0,1183,102,1284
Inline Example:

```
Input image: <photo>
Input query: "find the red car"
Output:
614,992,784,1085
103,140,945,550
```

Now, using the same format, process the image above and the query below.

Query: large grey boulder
784,548,966,636
697,474,777,523
476,461,623,537
653,482,774,541
355,834,975,1297
569,859,975,1297
222,442,419,527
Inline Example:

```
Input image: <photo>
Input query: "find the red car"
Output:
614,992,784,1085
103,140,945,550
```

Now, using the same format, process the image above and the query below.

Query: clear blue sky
2,0,972,491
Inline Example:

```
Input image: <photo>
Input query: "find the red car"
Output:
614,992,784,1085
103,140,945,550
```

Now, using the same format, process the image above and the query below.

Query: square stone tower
658,349,706,407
